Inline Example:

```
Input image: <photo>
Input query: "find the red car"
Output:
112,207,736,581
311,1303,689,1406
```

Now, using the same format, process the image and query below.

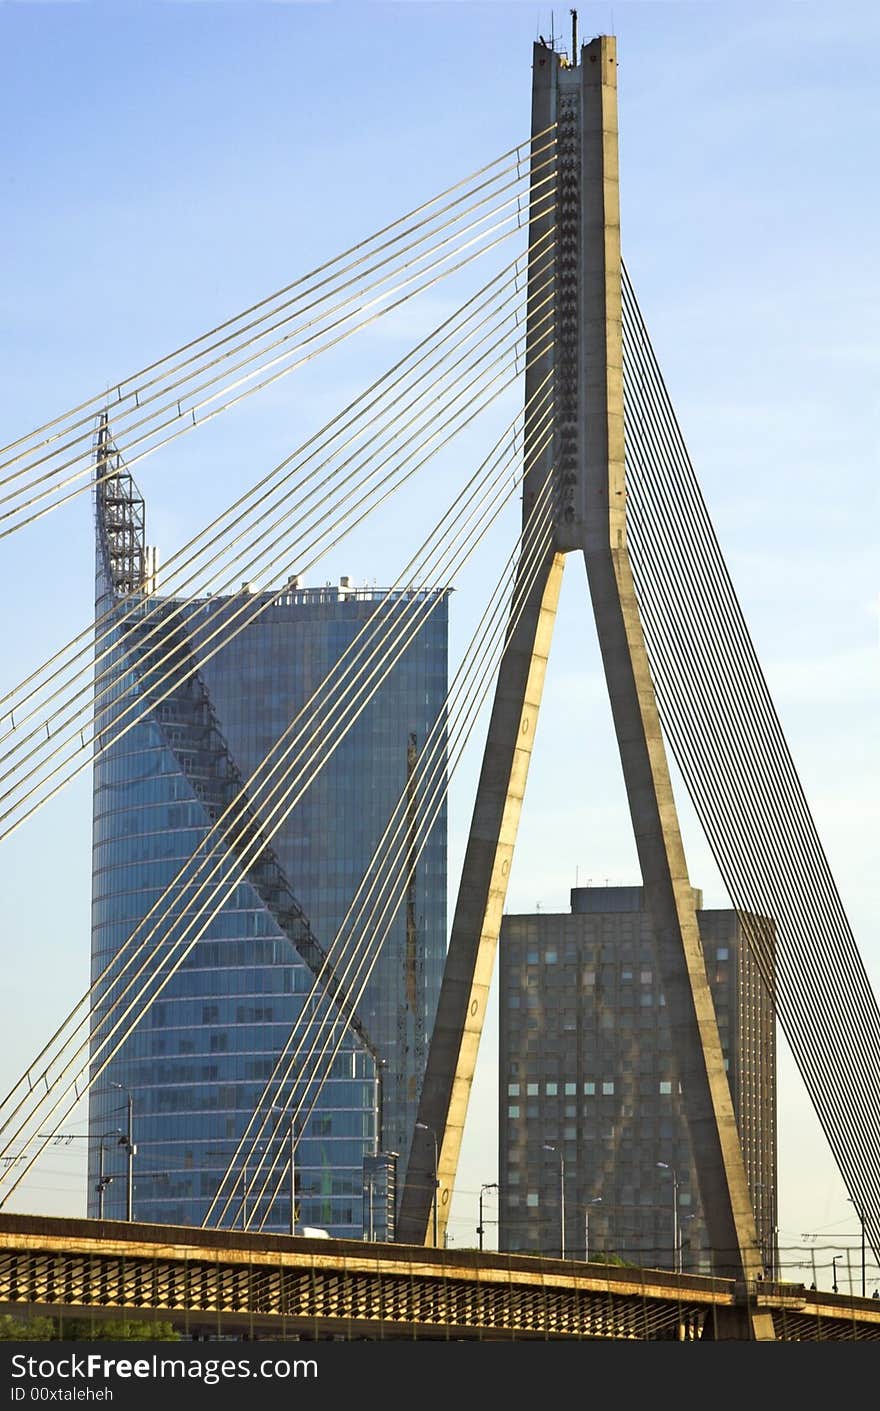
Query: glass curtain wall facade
498,886,777,1274
88,438,447,1235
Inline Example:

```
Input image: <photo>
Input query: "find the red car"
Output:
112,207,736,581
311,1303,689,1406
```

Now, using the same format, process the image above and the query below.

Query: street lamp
543,1144,565,1259
848,1197,866,1298
477,1182,499,1252
288,1121,297,1236
585,1196,602,1262
656,1162,680,1274
95,1134,121,1220
415,1122,439,1247
110,1083,136,1222
832,1252,843,1294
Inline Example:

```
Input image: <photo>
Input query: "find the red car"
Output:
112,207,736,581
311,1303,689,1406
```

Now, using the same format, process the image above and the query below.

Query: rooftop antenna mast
571,9,578,63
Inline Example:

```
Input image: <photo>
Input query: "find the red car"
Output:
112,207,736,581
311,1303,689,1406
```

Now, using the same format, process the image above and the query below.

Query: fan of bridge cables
0,129,555,842
620,266,880,1264
0,131,553,544
0,129,560,1215
0,119,878,1267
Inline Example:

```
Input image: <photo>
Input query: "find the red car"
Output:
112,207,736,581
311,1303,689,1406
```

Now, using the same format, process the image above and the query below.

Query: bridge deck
1,1214,878,1341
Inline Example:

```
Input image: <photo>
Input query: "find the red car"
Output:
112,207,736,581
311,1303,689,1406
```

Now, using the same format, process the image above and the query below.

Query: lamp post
289,1121,297,1236
543,1144,565,1259
585,1197,602,1262
415,1122,439,1246
832,1253,843,1294
656,1162,680,1274
848,1197,866,1297
95,1141,115,1220
678,1213,698,1274
110,1083,135,1222
477,1182,499,1252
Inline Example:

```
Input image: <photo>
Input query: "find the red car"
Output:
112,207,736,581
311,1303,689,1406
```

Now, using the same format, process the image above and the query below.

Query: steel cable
0,302,556,842
621,286,880,1085
0,163,557,537
227,484,557,1229
208,454,557,1228
0,354,554,1146
620,269,880,1258
0,129,556,474
0,374,554,1206
0,232,553,747
245,491,557,1232
0,245,555,775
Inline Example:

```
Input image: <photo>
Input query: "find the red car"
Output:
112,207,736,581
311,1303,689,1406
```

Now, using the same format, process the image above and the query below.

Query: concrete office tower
498,888,777,1274
88,428,447,1234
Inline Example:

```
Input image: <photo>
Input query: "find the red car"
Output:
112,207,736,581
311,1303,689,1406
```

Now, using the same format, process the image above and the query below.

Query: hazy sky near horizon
0,1,877,1290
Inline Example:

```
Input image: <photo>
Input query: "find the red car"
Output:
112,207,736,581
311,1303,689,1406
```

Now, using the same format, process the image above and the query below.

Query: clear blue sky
0,1,877,1289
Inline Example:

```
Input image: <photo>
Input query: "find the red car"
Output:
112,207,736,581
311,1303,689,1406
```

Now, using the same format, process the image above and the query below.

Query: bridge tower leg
399,34,774,1339
572,33,773,1340
394,41,564,1246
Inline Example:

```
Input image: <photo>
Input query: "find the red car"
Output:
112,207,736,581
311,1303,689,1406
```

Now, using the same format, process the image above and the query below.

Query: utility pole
124,1091,134,1221
111,1084,136,1222
290,1122,297,1237
543,1144,565,1259
585,1197,602,1262
96,1143,113,1220
415,1123,439,1246
849,1198,866,1297
478,1182,498,1251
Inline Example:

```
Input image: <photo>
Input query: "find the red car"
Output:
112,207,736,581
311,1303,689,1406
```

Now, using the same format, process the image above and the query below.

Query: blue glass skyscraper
87,429,448,1235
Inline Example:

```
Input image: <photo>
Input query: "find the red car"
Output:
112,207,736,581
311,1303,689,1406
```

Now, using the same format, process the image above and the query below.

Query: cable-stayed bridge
0,32,877,1341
